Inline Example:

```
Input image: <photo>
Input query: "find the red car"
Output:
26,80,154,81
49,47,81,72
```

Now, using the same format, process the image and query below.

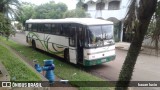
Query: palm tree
0,0,20,18
115,0,158,90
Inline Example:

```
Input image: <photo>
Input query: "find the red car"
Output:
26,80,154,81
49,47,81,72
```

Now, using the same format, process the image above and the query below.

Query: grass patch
0,36,113,90
0,43,41,81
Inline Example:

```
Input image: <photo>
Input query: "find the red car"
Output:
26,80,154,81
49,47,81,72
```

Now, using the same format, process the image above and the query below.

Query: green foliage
0,13,12,39
146,17,156,39
16,2,35,26
146,1,160,38
16,2,68,26
0,42,41,81
152,1,160,50
76,0,84,8
0,0,20,18
16,1,91,27
32,2,68,19
63,8,90,18
15,22,22,30
0,0,19,39
145,1,160,50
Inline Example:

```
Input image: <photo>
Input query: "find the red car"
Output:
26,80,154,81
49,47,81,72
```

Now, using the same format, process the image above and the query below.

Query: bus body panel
45,34,69,47
83,45,116,66
26,31,68,58
69,47,77,64
25,18,116,66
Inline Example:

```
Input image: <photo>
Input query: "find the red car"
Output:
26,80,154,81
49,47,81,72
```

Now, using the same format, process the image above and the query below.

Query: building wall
84,0,129,20
83,0,129,42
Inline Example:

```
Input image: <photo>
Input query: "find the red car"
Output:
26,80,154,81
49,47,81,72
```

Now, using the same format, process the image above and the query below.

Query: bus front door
69,27,77,64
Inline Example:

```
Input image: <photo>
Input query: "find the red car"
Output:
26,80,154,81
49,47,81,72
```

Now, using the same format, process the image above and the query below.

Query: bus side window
31,24,37,32
37,24,42,33
61,24,64,36
51,24,55,34
78,27,84,46
28,24,32,31
62,24,70,36
44,24,51,34
60,24,64,35
84,26,88,47
69,27,76,47
51,24,60,35
25,24,28,31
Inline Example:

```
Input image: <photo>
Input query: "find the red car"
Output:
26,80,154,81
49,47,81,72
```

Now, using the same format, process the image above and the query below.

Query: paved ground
11,32,27,46
116,42,160,56
10,32,160,90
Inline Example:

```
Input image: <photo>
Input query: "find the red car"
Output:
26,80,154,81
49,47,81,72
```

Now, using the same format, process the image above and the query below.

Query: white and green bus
25,18,116,66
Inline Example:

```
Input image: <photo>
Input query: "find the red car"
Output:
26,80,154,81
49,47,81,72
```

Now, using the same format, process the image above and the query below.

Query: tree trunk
115,0,157,90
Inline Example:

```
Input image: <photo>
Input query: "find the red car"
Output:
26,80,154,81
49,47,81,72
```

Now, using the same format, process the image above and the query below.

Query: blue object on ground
43,59,55,84
34,59,55,84
34,64,42,73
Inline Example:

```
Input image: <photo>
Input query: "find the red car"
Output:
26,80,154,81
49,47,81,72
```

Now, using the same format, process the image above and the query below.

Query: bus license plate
101,59,106,62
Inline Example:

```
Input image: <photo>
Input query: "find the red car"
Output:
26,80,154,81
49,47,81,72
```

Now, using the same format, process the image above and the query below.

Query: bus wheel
32,40,36,49
64,49,69,62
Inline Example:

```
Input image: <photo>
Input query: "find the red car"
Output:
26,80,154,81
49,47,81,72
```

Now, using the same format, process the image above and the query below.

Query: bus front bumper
83,55,116,66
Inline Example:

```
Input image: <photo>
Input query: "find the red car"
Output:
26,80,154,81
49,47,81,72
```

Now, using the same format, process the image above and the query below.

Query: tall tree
0,0,20,38
0,13,12,40
115,0,157,90
76,0,84,8
15,2,35,26
32,2,68,19
63,8,90,18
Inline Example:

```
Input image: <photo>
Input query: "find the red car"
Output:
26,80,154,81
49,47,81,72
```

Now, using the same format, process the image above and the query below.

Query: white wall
85,0,129,20
87,9,126,20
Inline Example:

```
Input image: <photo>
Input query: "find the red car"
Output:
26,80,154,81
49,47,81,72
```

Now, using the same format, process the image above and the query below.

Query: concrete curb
115,42,160,57
0,62,10,81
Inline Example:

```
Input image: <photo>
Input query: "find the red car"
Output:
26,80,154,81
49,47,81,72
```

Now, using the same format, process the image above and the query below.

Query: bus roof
26,18,113,25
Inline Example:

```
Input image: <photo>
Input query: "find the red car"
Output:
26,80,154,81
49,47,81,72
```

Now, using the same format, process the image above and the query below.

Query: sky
19,0,77,10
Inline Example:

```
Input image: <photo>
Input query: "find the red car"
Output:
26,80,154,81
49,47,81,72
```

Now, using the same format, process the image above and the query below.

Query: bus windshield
86,25,113,48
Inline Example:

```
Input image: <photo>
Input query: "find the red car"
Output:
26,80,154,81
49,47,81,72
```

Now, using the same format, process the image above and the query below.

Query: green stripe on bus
83,55,116,66
27,32,47,51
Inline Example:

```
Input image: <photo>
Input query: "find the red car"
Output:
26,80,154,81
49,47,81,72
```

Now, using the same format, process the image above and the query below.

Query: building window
108,1,120,10
96,2,105,10
83,4,88,11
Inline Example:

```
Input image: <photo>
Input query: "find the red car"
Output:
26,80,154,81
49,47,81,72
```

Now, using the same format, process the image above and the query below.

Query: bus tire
32,40,36,49
64,49,69,62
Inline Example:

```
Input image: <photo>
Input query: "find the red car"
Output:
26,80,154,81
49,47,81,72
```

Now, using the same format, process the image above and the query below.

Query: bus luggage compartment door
69,48,77,64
